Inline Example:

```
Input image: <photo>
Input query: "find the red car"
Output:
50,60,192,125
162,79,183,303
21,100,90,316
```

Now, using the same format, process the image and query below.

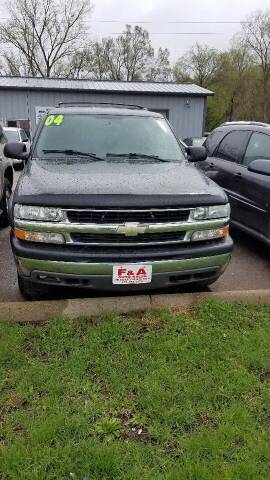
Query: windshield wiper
42,149,104,161
106,152,170,162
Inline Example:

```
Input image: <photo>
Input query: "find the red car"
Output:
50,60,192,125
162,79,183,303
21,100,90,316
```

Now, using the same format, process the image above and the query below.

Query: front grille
29,239,223,264
67,208,190,224
70,231,186,245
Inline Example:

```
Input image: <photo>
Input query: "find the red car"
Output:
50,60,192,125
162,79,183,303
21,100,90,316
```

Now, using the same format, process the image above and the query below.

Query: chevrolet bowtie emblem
117,222,146,236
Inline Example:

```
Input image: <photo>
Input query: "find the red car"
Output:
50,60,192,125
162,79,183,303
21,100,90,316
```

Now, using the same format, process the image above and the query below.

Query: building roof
50,105,163,117
0,76,214,96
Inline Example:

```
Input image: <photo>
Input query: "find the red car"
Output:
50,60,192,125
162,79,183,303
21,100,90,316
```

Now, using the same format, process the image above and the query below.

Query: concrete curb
151,289,270,308
1,289,270,323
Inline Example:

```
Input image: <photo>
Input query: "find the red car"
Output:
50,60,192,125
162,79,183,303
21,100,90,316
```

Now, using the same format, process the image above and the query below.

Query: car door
199,129,226,174
203,130,251,221
234,132,270,239
0,130,9,215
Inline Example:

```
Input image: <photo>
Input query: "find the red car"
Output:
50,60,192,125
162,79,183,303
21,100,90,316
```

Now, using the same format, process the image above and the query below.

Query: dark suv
4,103,232,299
199,121,270,246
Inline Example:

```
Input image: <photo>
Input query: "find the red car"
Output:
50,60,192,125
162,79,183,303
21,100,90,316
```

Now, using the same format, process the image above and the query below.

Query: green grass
1,301,270,480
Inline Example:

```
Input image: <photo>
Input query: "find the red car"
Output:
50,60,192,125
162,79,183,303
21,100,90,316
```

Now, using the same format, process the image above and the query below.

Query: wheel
0,178,12,227
18,275,51,300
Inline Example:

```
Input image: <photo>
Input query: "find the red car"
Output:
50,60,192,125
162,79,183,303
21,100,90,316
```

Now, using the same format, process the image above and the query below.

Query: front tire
0,178,12,227
18,275,51,300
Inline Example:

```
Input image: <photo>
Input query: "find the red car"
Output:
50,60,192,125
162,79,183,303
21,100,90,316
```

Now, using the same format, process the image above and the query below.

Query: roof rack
56,102,147,110
220,121,270,127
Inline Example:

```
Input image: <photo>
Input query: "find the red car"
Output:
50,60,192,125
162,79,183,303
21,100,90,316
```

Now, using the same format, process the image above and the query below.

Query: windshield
4,130,20,142
35,114,185,162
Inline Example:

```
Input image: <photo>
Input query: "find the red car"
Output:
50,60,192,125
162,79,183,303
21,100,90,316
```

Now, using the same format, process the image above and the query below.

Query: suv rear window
35,114,185,162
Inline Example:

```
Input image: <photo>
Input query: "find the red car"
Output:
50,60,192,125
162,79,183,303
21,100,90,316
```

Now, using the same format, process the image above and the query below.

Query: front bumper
15,250,232,291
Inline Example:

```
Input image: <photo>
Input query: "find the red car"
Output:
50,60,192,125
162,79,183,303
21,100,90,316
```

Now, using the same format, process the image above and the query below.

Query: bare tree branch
174,43,219,88
0,0,92,77
71,25,157,81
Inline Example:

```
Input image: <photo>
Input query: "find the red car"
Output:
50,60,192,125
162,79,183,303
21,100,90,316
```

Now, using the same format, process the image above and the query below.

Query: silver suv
0,126,13,227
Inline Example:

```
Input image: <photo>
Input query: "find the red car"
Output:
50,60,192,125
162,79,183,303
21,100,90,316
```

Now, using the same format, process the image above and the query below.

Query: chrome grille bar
14,217,229,246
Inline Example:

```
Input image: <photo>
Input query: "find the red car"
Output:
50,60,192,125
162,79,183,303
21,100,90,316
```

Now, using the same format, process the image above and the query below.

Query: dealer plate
113,264,152,285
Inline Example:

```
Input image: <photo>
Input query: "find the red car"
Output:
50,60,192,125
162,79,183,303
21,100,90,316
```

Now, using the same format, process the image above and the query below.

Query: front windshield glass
4,130,20,142
35,114,185,162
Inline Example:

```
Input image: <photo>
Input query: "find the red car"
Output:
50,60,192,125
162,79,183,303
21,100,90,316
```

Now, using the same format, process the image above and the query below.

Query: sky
88,0,270,59
0,0,269,61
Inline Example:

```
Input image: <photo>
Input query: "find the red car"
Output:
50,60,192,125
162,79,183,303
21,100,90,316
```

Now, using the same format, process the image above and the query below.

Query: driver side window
243,132,270,166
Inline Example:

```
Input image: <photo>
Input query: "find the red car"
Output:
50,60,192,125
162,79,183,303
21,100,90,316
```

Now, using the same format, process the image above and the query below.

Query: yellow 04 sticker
45,114,64,126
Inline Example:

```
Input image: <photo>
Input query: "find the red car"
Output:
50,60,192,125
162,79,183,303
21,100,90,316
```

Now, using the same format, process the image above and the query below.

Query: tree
1,51,28,76
0,0,92,77
118,25,154,80
218,44,253,119
75,37,126,80
70,25,157,81
146,48,172,81
240,10,270,122
173,58,191,83
174,43,219,87
206,44,254,129
94,37,125,80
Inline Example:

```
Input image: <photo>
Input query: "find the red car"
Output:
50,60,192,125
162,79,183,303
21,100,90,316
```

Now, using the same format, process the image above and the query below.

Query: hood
15,158,227,207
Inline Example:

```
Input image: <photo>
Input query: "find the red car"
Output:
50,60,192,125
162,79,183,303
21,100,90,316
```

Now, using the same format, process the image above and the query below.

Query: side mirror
4,142,29,161
248,159,270,176
187,146,207,163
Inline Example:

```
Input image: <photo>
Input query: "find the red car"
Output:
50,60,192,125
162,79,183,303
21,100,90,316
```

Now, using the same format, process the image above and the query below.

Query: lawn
0,300,270,480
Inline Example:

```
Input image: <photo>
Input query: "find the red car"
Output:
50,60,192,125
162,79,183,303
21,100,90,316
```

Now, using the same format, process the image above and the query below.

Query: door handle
209,162,214,169
234,172,242,178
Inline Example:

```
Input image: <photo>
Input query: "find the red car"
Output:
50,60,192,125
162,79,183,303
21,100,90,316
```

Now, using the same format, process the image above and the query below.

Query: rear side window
243,132,270,166
215,130,250,163
204,130,225,156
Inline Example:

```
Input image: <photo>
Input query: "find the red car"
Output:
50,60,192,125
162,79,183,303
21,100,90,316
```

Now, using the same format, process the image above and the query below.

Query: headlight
14,204,65,222
192,226,229,242
14,228,65,244
192,204,230,220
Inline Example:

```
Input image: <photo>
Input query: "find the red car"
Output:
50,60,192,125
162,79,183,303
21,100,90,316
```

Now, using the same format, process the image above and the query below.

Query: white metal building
0,76,213,138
